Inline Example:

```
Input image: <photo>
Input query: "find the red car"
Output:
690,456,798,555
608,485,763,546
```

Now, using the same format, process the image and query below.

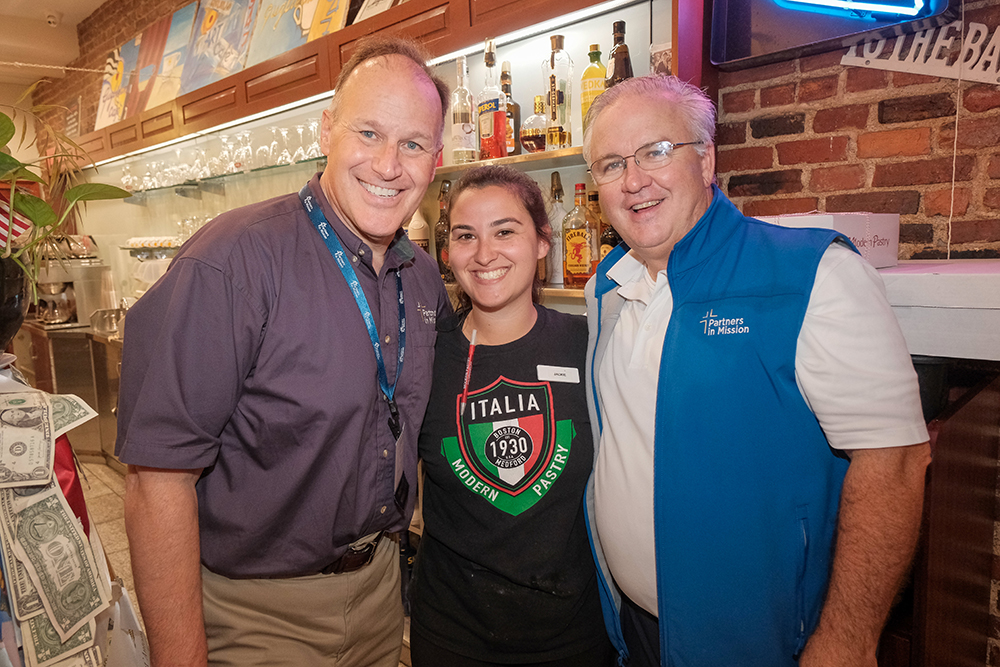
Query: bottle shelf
436,146,585,178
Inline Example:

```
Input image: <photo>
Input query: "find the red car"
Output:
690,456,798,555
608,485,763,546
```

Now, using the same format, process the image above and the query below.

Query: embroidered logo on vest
700,309,750,336
441,376,574,516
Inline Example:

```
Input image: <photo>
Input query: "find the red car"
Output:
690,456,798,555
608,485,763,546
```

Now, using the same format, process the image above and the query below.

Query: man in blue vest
582,75,931,667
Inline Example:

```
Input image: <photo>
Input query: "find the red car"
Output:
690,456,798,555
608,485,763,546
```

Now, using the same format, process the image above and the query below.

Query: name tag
537,365,580,384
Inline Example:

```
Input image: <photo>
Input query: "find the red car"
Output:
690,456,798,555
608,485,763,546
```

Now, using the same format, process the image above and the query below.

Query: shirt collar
307,174,415,272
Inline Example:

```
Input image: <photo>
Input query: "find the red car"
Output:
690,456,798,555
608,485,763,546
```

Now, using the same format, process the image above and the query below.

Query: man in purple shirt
116,37,451,667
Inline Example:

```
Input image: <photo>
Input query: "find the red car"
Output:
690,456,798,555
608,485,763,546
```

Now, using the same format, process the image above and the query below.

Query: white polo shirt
593,242,929,616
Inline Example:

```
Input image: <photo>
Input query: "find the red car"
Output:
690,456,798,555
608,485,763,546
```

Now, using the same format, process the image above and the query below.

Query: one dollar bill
0,393,54,488
48,395,97,440
10,487,110,641
22,615,96,667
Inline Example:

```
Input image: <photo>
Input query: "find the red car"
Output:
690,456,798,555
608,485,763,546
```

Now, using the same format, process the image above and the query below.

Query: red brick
846,67,887,93
893,71,940,87
924,187,970,216
799,75,838,102
742,198,819,217
761,84,795,108
940,117,1000,150
950,219,1000,243
776,136,849,165
722,89,755,114
827,190,920,214
984,188,1000,210
809,165,866,192
989,155,1000,179
800,49,847,73
717,122,746,146
872,156,975,186
963,84,1000,113
727,170,804,196
718,60,797,87
857,128,931,158
900,223,934,245
813,104,869,133
717,146,774,173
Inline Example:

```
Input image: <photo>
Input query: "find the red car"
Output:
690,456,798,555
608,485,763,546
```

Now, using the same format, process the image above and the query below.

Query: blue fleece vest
588,188,852,666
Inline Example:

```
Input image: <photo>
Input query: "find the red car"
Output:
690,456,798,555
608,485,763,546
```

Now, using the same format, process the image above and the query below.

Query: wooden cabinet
77,0,708,165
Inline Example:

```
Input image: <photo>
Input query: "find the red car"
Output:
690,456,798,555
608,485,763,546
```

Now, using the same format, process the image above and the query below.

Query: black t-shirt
411,305,606,662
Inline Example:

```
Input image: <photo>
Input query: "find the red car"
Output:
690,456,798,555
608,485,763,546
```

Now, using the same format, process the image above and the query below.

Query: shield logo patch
457,376,554,495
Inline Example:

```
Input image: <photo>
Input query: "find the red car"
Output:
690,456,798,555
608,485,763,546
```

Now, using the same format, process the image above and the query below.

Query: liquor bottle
543,35,573,152
587,190,603,229
600,220,623,260
580,44,606,130
605,21,634,89
408,209,430,253
547,172,566,287
478,39,508,160
434,180,452,280
520,96,547,153
501,61,522,156
452,56,477,164
563,183,599,287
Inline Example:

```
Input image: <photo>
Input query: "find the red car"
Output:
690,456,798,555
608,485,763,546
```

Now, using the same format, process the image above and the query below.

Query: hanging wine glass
291,125,308,163
121,164,135,191
276,127,293,165
306,118,322,159
267,127,280,166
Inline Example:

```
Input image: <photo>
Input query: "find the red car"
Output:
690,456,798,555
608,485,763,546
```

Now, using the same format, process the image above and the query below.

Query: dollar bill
0,393,54,488
10,487,110,641
0,487,44,620
48,396,97,440
22,615,95,667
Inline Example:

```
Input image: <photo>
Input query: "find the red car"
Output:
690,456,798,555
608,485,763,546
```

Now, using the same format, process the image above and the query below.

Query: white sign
841,20,1000,85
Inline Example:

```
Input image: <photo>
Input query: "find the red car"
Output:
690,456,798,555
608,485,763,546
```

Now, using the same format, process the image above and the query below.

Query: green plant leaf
15,82,43,106
0,113,14,148
0,152,25,180
64,182,132,203
12,193,56,227
14,168,43,184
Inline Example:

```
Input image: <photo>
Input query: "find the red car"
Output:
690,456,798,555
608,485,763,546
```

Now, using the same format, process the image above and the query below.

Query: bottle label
453,124,476,150
565,229,592,274
505,117,515,152
478,99,499,138
581,77,605,119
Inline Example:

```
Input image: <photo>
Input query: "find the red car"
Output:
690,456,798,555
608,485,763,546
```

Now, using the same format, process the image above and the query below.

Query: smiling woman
409,164,615,667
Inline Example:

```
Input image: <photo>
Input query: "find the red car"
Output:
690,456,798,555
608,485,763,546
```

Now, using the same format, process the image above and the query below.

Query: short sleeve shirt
116,174,451,578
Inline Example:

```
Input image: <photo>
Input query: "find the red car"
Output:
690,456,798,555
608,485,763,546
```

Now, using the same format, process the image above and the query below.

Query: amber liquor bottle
605,21,634,88
501,61,522,156
434,180,452,280
563,183,599,287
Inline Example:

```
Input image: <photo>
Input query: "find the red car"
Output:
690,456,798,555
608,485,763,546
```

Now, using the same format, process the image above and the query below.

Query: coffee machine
35,240,114,328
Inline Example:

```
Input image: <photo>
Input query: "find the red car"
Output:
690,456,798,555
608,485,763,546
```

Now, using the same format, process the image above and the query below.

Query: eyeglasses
588,140,705,185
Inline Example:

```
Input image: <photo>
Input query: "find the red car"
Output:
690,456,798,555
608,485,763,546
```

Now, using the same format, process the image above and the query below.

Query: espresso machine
35,238,114,328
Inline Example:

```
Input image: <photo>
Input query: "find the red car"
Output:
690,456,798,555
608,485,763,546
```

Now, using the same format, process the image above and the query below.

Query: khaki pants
202,535,403,667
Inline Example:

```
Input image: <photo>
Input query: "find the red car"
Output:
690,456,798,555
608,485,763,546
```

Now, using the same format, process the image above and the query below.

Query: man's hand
125,465,207,667
799,442,930,667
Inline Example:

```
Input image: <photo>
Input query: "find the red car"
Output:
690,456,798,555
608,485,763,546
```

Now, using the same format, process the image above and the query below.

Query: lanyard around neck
298,185,406,405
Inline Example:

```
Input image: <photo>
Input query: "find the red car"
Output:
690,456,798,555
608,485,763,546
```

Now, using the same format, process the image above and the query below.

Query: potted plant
0,84,130,347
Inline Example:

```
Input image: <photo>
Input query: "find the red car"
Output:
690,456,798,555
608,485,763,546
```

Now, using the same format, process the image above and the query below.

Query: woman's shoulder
536,306,587,338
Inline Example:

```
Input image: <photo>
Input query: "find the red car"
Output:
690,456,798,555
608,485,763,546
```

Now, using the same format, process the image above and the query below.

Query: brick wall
31,0,191,142
715,0,1000,260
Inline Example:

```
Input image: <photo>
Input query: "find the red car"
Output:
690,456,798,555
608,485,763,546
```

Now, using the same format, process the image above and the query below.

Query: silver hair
582,75,716,164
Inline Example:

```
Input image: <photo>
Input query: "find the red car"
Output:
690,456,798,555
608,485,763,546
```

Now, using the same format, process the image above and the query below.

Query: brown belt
319,531,387,575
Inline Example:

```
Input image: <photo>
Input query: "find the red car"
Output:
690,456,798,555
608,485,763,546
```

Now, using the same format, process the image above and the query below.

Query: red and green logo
441,376,574,516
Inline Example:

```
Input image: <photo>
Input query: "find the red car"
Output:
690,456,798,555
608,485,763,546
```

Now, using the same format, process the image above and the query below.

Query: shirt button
384,334,391,343
359,249,366,256
383,449,388,457
380,506,386,514
352,255,358,263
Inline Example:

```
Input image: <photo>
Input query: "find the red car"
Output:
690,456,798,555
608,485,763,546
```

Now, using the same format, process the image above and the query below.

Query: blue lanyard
298,185,406,427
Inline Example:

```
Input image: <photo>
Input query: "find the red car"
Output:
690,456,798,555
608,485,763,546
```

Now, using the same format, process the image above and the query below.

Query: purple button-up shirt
116,174,450,577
